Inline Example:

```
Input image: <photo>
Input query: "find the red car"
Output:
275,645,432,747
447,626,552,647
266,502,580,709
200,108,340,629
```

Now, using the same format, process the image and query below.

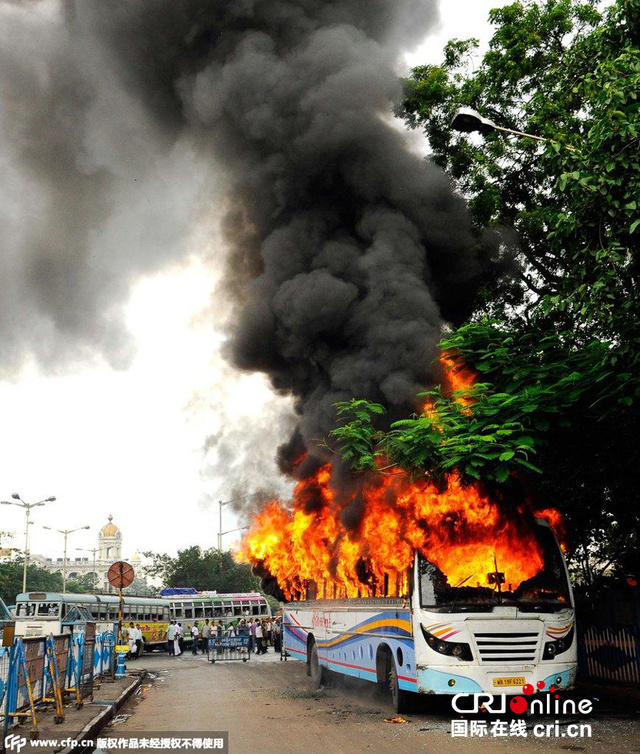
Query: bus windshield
418,524,571,613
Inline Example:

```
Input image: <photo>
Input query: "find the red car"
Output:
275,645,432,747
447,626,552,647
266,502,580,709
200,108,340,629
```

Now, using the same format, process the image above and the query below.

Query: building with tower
99,514,122,563
30,514,135,593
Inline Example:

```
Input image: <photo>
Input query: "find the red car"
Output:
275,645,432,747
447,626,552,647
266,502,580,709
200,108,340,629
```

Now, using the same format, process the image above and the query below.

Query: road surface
106,649,640,754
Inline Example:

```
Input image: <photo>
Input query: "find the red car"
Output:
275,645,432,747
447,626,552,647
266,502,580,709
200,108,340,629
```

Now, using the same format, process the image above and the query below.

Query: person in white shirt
255,620,264,654
127,623,137,659
191,623,200,655
173,623,183,656
166,621,176,655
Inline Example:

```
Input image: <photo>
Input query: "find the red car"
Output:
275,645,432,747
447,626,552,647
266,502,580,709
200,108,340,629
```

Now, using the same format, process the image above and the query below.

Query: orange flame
238,466,558,601
238,353,562,601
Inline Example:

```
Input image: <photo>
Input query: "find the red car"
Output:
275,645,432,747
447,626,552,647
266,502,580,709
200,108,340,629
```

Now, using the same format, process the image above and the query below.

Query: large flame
238,468,553,601
238,354,562,601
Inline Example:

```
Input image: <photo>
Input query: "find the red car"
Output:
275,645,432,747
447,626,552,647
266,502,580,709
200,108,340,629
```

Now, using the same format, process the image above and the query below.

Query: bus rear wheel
389,662,411,714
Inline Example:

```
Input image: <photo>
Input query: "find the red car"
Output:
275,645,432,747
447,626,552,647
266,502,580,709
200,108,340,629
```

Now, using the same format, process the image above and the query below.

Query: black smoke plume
0,2,500,514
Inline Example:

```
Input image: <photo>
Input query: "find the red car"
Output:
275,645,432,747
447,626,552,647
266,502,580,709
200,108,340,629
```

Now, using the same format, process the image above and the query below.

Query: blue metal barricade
208,636,251,663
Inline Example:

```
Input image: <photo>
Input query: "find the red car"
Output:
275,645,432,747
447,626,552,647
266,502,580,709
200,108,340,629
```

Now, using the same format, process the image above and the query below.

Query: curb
58,673,144,754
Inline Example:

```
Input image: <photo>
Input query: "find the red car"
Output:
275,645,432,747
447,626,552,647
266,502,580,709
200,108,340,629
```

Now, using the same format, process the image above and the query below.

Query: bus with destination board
13,592,170,647
283,517,577,712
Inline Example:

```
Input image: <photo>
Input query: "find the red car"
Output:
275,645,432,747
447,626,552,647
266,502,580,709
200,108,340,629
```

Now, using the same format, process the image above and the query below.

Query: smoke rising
0,1,500,520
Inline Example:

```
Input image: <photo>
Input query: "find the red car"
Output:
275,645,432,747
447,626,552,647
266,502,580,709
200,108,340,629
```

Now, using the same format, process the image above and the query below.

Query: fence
578,623,640,685
0,630,115,740
208,635,251,662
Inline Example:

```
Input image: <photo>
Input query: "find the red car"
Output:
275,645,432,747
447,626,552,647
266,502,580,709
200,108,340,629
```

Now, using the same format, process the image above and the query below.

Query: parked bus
167,592,271,638
13,592,170,647
0,597,13,645
283,518,576,712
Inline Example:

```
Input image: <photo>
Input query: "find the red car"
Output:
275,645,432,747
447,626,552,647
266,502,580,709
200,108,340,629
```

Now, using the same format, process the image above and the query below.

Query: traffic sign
108,561,135,589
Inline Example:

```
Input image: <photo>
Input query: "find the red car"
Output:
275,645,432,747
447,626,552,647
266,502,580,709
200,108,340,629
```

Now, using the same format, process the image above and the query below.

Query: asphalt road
107,649,640,754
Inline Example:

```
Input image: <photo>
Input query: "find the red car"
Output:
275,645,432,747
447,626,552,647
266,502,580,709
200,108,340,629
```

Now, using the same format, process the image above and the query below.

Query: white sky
0,0,508,563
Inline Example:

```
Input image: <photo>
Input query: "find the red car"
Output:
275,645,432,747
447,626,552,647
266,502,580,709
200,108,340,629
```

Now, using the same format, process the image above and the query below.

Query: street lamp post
220,526,248,546
43,525,90,593
1,493,56,593
76,547,100,593
218,500,230,552
217,493,260,551
450,107,579,151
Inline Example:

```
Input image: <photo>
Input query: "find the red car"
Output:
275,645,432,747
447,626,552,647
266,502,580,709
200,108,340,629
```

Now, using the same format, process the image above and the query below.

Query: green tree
66,573,100,594
0,561,63,604
332,0,640,578
142,547,260,593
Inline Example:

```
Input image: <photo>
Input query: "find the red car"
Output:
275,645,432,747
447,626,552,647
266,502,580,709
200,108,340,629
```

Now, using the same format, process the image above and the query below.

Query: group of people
165,619,185,656
126,622,145,659
164,616,282,656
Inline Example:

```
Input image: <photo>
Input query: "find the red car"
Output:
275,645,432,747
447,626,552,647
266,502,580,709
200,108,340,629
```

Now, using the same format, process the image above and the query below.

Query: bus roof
16,592,169,606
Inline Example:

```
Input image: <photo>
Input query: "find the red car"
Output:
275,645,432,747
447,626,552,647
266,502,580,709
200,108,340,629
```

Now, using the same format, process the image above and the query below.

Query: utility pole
77,547,100,593
217,493,260,551
43,525,90,593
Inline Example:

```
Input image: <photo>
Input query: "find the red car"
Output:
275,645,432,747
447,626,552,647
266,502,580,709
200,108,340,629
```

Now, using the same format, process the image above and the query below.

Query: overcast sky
0,0,509,564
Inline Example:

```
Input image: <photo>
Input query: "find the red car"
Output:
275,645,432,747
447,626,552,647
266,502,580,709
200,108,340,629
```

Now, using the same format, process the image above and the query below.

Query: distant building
31,514,139,593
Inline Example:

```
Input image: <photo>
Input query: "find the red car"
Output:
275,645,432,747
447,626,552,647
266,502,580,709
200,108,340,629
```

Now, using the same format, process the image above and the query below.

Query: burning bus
282,516,575,712
239,469,577,712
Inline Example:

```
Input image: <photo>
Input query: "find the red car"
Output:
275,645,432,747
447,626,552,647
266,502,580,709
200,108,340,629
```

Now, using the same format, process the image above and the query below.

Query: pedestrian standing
255,619,264,654
191,623,200,654
250,618,257,653
174,623,183,656
166,621,176,655
127,622,137,659
265,618,273,647
201,619,211,654
135,624,144,658
273,618,282,653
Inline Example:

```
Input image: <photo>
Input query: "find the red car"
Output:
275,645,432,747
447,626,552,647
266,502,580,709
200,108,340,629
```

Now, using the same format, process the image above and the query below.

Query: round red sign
108,561,135,589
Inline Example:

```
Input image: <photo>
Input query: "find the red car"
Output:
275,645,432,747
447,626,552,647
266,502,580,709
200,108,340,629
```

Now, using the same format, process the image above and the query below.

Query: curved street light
451,107,579,151
1,494,56,593
42,525,90,594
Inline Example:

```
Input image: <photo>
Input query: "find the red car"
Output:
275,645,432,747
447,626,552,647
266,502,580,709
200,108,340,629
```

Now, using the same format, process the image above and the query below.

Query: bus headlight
543,627,574,660
420,625,473,661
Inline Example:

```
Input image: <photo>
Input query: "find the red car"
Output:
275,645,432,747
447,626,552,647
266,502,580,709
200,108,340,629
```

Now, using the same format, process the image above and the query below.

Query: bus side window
174,605,183,619
194,604,204,618
184,604,193,619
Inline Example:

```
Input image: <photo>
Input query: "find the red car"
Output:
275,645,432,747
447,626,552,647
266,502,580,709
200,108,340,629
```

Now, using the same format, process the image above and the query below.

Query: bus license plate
493,676,526,687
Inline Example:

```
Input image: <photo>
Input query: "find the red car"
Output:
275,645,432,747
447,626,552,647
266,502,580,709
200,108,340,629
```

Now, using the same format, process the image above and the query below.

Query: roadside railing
0,630,116,741
578,623,640,685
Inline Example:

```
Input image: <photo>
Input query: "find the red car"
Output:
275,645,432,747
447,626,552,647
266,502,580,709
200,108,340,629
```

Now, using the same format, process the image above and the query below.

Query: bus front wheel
389,663,410,714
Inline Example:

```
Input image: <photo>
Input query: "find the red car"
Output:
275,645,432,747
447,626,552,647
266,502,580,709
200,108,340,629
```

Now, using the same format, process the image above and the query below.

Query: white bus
283,518,576,711
14,592,171,647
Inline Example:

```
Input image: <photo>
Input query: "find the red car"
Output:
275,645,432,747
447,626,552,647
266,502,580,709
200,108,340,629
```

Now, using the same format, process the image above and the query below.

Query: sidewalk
2,670,144,754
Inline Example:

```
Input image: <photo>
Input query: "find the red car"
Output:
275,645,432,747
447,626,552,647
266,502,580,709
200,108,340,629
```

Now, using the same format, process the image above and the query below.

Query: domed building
99,514,122,562
34,514,128,593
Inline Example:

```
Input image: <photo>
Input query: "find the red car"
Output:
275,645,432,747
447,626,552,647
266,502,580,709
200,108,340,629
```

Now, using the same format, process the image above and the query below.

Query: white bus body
14,592,170,645
283,519,576,711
